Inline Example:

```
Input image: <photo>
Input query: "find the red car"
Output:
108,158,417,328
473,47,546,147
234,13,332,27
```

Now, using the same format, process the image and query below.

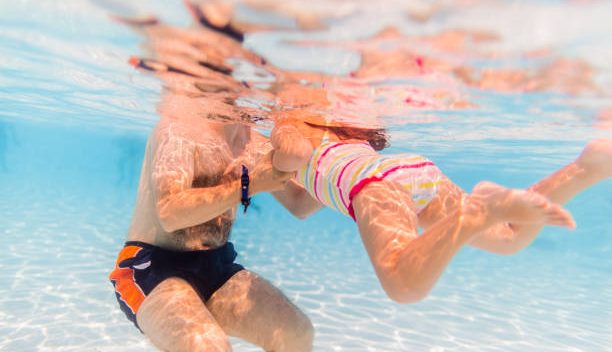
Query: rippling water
0,0,611,351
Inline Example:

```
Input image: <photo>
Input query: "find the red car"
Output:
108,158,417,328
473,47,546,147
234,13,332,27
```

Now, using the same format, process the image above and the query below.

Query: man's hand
250,151,295,194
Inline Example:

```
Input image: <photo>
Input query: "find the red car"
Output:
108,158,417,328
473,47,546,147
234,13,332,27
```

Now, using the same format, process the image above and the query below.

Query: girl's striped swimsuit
297,141,443,220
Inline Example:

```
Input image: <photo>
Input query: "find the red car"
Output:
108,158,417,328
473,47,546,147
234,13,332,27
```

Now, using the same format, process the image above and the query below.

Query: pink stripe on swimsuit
297,141,443,220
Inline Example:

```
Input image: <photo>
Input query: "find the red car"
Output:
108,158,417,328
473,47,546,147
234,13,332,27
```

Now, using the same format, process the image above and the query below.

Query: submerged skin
272,117,612,303
114,2,611,348
115,6,321,352
127,113,318,352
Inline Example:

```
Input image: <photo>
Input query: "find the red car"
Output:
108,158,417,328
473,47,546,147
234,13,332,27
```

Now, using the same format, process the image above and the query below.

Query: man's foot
469,181,575,229
576,139,612,180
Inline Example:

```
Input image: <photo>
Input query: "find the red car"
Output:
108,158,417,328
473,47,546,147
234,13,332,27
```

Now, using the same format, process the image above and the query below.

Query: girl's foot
469,181,575,229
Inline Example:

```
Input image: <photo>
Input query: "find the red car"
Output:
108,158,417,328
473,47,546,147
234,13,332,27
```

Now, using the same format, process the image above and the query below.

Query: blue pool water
1,0,611,351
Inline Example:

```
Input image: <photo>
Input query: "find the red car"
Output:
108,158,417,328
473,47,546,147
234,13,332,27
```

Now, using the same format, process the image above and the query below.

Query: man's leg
206,270,314,352
137,277,231,352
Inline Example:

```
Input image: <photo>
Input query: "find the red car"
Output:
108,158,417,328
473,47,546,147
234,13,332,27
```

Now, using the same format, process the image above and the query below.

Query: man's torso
127,118,271,250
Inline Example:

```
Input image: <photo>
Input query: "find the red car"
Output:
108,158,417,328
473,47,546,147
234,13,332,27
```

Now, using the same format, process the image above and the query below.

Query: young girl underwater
271,113,612,303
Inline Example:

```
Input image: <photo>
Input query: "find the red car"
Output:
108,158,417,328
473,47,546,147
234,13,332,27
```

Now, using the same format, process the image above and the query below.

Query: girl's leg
351,180,573,303
470,139,612,254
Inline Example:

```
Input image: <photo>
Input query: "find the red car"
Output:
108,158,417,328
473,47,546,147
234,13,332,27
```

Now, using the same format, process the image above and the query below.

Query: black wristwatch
241,165,251,213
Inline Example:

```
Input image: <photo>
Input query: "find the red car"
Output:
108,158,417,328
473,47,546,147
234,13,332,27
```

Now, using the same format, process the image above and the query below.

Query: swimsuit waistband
124,241,236,256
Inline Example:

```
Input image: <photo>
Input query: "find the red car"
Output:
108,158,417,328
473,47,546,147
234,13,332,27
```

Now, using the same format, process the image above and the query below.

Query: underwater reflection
121,1,605,135
293,26,598,97
596,107,612,130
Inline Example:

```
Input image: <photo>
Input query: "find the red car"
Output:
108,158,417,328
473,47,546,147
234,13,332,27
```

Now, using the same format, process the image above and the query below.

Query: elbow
158,213,180,233
383,283,429,304
492,246,522,256
293,211,310,220
157,200,181,233
290,203,321,220
284,207,311,220
160,221,180,233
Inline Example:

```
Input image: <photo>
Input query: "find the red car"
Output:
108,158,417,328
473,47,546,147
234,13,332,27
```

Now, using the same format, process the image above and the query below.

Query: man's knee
185,333,232,352
144,327,232,352
278,313,314,352
295,315,315,349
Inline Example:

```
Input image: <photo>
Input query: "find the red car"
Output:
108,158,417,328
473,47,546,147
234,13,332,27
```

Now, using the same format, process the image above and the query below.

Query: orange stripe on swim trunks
109,246,146,314
115,245,142,264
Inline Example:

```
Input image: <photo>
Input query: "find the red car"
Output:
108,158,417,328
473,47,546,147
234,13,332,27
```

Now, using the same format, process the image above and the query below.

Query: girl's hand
250,151,295,194
271,123,313,172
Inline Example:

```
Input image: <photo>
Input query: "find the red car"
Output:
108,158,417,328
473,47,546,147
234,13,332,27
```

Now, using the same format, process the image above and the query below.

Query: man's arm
272,179,322,219
151,132,238,232
152,131,291,232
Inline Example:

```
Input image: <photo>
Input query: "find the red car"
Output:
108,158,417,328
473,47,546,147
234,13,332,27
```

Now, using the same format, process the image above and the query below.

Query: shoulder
153,118,219,147
149,120,198,160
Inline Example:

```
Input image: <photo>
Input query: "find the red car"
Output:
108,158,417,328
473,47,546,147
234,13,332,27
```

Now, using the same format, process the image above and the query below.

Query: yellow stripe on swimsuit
297,141,443,220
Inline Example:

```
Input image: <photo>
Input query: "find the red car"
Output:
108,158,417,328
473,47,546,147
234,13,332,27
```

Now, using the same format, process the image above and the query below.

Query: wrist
240,165,251,213
248,175,259,196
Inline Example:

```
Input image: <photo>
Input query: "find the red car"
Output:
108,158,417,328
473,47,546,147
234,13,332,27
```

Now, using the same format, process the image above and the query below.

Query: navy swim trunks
109,241,244,330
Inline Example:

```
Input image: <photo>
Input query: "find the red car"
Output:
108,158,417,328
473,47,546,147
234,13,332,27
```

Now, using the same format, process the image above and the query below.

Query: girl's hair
304,122,389,151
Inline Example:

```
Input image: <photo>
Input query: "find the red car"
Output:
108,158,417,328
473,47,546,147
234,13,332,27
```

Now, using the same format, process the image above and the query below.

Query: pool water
1,0,611,351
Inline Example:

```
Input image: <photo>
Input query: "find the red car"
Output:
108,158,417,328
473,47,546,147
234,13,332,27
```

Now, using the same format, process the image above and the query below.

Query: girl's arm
270,119,314,172
272,179,323,219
